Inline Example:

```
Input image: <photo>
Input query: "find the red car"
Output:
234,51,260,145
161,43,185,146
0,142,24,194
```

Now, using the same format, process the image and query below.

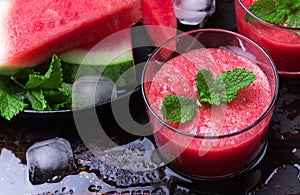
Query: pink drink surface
235,0,300,74
147,48,273,177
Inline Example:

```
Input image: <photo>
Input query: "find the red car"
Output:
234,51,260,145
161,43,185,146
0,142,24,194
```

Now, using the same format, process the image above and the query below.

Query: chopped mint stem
10,76,26,89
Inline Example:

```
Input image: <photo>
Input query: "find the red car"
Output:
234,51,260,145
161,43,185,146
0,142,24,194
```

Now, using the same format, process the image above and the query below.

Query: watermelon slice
0,0,141,68
141,0,177,47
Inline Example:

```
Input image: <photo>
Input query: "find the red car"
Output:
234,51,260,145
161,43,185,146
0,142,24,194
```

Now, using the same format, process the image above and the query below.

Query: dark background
1,0,300,194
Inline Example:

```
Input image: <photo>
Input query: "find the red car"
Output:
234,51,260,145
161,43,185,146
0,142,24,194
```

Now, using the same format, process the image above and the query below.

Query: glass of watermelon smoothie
141,29,278,179
234,0,300,77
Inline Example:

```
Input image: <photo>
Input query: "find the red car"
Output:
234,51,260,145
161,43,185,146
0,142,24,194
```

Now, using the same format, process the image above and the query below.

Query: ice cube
26,137,77,184
178,0,212,11
175,9,209,26
174,0,216,26
72,75,117,108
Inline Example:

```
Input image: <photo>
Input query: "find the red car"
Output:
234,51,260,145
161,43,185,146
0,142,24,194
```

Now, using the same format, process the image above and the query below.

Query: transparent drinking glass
234,0,300,77
141,29,279,179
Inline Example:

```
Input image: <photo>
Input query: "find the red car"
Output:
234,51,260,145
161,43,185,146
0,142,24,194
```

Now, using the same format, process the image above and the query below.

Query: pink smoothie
235,0,300,74
147,48,273,178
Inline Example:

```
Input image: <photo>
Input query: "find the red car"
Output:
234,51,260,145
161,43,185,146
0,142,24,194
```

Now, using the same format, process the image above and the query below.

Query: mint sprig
25,55,63,89
161,68,256,124
247,0,300,28
0,54,72,120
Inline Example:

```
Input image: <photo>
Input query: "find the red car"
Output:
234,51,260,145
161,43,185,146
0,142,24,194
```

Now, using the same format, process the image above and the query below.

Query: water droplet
88,184,101,193
61,187,67,192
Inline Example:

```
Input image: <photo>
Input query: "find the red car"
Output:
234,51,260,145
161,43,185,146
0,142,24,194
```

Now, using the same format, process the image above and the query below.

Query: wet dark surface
1,0,300,194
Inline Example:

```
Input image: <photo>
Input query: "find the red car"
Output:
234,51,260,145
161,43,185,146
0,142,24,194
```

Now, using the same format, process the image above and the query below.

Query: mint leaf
286,10,300,28
25,54,63,89
44,83,72,110
196,68,256,105
247,0,283,23
248,0,300,28
0,78,27,120
215,68,257,103
25,90,47,110
195,69,215,104
161,94,197,123
196,69,223,105
0,93,27,120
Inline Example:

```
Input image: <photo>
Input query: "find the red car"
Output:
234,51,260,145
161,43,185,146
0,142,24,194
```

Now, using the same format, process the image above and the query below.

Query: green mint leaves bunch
0,54,72,120
247,0,300,29
161,68,256,124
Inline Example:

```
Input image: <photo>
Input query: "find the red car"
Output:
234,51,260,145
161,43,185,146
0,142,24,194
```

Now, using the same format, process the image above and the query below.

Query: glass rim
141,28,279,139
237,0,300,31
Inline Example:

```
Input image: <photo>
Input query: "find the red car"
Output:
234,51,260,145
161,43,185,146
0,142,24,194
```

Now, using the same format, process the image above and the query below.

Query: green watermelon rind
61,59,135,86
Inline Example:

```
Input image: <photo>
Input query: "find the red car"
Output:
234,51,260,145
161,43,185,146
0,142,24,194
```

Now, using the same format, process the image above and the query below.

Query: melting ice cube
174,0,216,26
72,75,117,108
26,137,77,184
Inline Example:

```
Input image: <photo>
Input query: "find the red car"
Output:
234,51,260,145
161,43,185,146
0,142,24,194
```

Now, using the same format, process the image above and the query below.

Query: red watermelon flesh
0,0,141,68
141,0,177,47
